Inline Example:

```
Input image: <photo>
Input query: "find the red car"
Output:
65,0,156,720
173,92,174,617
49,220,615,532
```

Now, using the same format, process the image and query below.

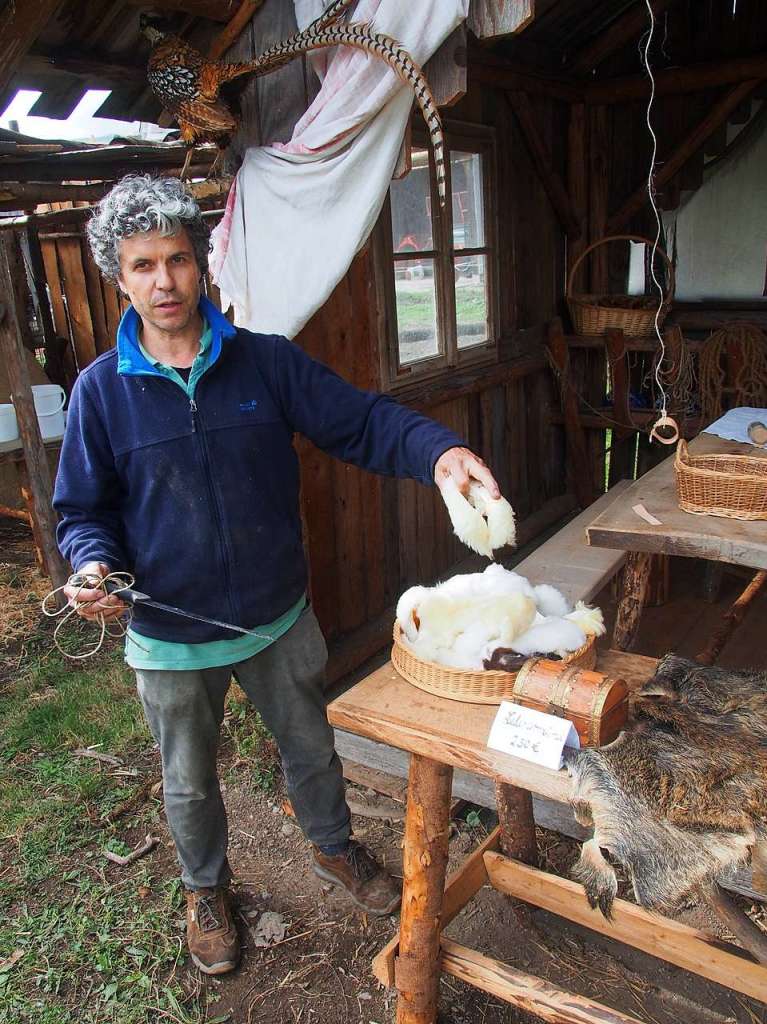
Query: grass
0,639,274,1023
395,282,487,330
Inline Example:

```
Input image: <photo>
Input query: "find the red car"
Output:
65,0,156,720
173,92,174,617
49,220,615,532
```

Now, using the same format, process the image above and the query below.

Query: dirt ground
3,515,767,1023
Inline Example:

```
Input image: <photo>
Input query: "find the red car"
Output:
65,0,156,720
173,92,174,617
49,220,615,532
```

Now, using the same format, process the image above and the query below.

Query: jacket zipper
188,381,241,628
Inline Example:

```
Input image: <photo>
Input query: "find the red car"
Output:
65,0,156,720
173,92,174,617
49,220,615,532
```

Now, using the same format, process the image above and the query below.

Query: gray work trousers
134,606,350,889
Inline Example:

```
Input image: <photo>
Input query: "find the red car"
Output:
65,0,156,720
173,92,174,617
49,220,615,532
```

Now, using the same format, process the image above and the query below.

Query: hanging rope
42,571,142,660
642,0,680,446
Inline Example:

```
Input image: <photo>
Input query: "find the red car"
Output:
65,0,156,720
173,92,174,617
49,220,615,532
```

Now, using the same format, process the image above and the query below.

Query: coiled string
42,571,142,660
642,0,679,446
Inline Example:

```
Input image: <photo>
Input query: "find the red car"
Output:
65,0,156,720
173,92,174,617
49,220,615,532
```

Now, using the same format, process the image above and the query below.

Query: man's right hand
63,562,127,622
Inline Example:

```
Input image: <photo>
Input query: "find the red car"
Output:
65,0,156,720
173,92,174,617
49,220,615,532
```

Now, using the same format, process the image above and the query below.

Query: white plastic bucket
31,384,66,440
0,403,19,443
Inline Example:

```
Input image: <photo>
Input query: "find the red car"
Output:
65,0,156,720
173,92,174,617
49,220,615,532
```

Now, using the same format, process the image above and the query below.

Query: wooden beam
506,92,582,239
570,0,678,75
440,938,645,1024
469,0,536,39
469,47,583,104
0,0,64,96
606,80,761,233
0,182,111,210
587,53,767,105
209,0,264,60
588,106,609,292
20,53,144,86
567,103,588,290
424,23,467,108
123,0,240,21
483,852,767,1004
0,233,68,592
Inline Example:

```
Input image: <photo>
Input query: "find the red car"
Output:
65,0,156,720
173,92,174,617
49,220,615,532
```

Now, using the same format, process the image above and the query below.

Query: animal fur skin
439,478,516,559
568,654,767,919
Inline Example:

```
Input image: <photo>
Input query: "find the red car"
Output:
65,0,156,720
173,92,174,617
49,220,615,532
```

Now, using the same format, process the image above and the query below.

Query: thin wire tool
43,572,274,660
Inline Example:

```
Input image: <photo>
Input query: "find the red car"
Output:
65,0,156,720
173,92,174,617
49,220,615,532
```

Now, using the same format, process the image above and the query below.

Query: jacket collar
116,295,237,377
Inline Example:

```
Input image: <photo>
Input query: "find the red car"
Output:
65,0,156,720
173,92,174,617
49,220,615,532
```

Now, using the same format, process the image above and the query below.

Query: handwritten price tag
487,701,580,771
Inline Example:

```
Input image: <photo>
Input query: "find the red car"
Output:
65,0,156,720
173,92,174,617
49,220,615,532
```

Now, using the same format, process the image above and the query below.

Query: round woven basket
391,623,597,705
567,235,675,336
675,439,767,520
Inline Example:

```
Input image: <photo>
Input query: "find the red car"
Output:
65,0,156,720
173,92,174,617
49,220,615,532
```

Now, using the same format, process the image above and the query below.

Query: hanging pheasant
140,1,446,201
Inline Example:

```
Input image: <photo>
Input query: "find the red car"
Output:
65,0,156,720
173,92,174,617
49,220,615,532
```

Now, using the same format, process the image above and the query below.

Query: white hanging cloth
210,0,469,338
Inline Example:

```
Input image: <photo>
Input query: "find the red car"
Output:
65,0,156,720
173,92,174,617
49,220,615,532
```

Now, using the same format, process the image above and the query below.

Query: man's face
116,229,202,336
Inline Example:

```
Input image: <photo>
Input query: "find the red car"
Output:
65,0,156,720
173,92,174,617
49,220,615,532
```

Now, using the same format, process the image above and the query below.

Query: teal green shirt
126,318,306,670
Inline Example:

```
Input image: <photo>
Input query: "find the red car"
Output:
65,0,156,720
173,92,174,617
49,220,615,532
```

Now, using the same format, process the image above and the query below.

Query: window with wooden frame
379,123,498,386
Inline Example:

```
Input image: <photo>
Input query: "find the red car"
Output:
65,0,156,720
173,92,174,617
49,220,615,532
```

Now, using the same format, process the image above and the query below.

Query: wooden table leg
612,551,652,651
396,753,453,1024
495,781,537,866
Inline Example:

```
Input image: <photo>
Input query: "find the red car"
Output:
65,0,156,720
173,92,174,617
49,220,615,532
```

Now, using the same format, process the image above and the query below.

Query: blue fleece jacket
53,297,464,643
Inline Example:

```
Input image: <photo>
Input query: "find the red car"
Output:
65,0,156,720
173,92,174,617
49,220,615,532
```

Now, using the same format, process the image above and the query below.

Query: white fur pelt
396,565,605,670
439,478,516,559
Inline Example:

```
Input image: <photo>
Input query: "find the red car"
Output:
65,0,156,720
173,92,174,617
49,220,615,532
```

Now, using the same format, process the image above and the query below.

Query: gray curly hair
86,175,210,281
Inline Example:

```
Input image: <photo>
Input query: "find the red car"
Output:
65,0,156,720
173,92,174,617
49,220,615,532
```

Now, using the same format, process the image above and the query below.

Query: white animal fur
509,616,587,659
533,583,571,618
565,601,606,638
439,478,516,559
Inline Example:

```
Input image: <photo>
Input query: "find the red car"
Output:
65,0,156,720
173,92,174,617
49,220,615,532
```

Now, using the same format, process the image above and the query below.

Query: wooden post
696,569,767,666
605,328,634,486
396,754,453,1024
0,232,68,595
612,551,652,651
705,884,767,965
495,781,537,865
546,318,595,509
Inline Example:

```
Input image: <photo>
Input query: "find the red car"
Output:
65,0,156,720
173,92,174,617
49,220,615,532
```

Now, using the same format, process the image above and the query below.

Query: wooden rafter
569,0,678,75
587,52,767,104
124,0,241,21
20,54,145,87
209,0,265,61
0,0,64,96
606,79,761,233
470,47,582,104
506,92,581,239
469,0,536,40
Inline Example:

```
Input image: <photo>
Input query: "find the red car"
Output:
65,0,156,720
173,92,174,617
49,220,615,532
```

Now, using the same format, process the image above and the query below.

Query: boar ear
653,652,696,685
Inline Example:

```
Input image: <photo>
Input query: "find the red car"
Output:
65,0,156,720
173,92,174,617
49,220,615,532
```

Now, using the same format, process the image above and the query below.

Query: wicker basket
567,235,675,336
391,623,597,705
675,439,767,520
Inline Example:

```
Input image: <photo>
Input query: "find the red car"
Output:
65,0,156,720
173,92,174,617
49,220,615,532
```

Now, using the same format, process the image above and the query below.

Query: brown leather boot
185,887,240,975
312,840,401,916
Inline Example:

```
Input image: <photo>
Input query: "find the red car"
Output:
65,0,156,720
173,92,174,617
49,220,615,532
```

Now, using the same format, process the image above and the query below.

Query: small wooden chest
511,659,628,747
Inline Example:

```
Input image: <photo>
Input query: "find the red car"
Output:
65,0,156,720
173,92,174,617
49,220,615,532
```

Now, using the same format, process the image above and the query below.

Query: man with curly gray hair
54,174,500,976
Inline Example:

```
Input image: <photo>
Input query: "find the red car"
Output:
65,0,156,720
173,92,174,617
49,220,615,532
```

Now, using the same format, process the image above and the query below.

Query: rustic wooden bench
328,650,767,1023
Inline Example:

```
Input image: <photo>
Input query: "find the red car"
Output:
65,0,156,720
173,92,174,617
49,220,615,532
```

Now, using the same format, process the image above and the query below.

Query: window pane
455,254,490,349
451,151,485,250
390,148,434,254
395,258,439,364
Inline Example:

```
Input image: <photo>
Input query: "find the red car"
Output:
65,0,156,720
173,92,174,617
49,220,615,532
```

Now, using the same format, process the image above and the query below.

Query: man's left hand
434,447,500,499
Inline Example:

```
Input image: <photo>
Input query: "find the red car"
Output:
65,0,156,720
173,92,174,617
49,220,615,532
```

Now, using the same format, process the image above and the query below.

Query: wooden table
586,433,767,650
328,650,767,1023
